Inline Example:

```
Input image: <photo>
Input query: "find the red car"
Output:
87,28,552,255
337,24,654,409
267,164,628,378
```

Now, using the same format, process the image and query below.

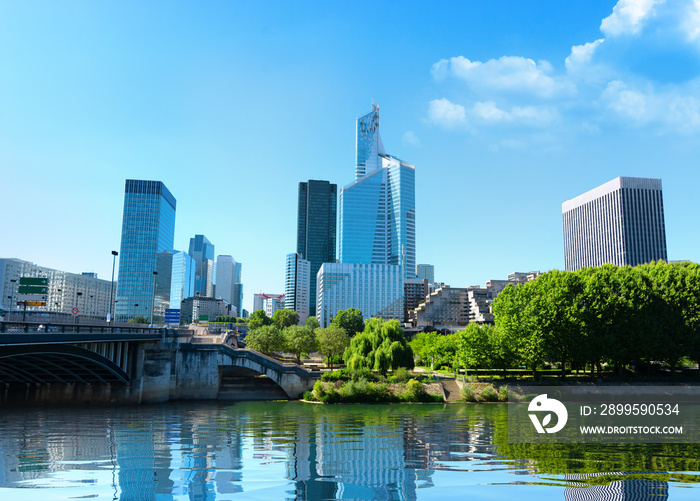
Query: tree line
412,261,700,376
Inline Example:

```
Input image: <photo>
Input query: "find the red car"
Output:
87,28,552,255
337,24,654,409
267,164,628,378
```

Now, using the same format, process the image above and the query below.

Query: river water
0,401,698,500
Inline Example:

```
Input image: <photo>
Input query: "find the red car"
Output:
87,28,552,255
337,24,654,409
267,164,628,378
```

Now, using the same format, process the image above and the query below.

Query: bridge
0,321,319,404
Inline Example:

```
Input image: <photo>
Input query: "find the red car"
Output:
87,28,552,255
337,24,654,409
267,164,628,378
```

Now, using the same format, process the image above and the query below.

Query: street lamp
9,279,16,321
109,250,118,322
151,271,158,326
75,291,82,324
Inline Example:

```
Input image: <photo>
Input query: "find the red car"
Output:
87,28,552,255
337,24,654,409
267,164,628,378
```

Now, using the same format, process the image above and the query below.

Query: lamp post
109,251,118,322
75,291,82,324
151,271,158,326
9,279,16,321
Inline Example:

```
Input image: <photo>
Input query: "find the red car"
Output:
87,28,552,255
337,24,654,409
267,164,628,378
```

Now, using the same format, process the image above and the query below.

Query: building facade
415,264,435,283
116,180,176,322
253,293,286,318
170,250,195,310
562,177,667,271
188,235,215,298
285,253,311,323
180,296,228,324
297,180,337,313
0,258,113,320
316,263,404,327
339,103,416,279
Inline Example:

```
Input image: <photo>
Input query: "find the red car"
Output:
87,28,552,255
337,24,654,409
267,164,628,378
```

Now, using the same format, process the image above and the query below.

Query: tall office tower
297,180,337,314
116,180,176,321
215,255,237,304
285,253,311,323
170,250,195,309
188,234,215,297
415,264,435,283
339,103,416,279
562,177,667,271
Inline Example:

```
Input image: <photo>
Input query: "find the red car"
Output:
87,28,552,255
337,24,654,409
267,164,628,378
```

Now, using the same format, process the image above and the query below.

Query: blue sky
2,0,700,313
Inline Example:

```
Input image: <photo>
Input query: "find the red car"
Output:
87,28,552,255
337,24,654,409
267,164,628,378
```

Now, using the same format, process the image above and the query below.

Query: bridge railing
0,321,169,336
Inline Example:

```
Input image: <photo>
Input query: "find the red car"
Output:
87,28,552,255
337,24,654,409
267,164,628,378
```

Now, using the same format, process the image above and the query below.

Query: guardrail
0,321,168,335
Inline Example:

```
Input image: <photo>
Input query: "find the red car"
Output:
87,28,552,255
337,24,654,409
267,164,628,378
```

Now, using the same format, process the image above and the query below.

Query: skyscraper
188,235,215,297
170,250,195,309
297,180,337,314
116,180,176,321
285,252,311,323
215,254,243,316
562,176,667,271
339,102,416,279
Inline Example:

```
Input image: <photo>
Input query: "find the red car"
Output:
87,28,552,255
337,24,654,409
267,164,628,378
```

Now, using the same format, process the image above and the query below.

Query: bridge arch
0,344,130,384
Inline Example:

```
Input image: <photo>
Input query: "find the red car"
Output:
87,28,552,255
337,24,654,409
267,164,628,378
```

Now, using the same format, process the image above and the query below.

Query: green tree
284,325,317,364
305,316,320,330
248,309,272,330
245,325,284,355
316,326,350,369
127,315,148,324
331,308,365,337
455,323,492,372
343,318,414,375
272,309,299,329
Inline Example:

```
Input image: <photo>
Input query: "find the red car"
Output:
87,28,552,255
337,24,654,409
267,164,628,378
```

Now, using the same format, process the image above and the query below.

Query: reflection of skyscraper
170,250,195,307
297,180,337,314
116,180,176,321
339,103,416,279
564,474,668,500
188,235,215,297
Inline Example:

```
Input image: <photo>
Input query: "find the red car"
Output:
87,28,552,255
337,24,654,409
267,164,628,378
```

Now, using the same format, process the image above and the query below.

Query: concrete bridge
0,321,319,404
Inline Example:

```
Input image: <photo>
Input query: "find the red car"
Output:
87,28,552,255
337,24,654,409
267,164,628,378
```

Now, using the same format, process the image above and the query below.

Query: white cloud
432,55,575,98
402,130,421,147
600,0,664,37
681,0,700,41
427,98,466,126
472,101,557,126
565,39,605,73
602,79,700,132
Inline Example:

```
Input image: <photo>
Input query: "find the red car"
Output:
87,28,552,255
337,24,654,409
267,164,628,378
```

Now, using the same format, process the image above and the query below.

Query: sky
2,0,700,313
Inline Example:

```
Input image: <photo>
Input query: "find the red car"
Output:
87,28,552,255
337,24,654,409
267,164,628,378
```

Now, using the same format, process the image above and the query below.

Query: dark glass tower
116,180,176,321
297,180,337,315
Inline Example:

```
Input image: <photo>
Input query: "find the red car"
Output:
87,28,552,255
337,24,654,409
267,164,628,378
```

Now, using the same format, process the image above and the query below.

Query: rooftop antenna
371,98,379,111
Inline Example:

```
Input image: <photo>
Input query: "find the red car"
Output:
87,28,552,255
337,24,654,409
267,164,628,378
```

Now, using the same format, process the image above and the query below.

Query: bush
478,384,499,402
321,370,344,382
345,367,374,382
406,378,423,398
302,390,314,401
339,378,392,403
498,385,509,402
460,383,477,402
393,367,412,383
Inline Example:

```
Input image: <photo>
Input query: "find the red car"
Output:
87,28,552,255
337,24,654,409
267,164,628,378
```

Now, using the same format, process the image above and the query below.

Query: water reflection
0,402,697,500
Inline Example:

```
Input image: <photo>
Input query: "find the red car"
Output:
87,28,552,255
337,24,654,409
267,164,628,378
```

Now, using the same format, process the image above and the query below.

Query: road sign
19,277,48,286
72,307,79,315
165,309,181,324
18,285,48,294
24,301,46,307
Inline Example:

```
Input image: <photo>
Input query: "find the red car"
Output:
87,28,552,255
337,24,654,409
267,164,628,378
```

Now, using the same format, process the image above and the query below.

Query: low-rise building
180,296,228,324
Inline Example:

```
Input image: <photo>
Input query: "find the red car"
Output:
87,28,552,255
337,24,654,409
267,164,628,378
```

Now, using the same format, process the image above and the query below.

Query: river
0,401,698,500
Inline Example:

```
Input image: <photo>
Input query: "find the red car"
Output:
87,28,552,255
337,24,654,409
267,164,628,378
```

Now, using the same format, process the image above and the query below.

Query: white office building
316,263,404,327
562,177,667,271
285,253,311,323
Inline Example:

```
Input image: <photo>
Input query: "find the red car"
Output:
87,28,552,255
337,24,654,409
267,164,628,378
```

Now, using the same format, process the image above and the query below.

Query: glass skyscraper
297,180,337,314
285,252,311,323
116,180,176,321
188,234,215,297
170,250,195,309
340,103,416,279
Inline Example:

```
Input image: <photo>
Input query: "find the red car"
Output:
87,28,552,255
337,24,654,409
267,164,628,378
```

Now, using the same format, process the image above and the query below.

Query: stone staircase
440,378,461,402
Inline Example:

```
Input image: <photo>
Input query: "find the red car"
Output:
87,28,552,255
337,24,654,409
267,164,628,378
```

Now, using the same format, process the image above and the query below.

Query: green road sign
199,315,209,321
18,285,48,294
19,277,48,286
